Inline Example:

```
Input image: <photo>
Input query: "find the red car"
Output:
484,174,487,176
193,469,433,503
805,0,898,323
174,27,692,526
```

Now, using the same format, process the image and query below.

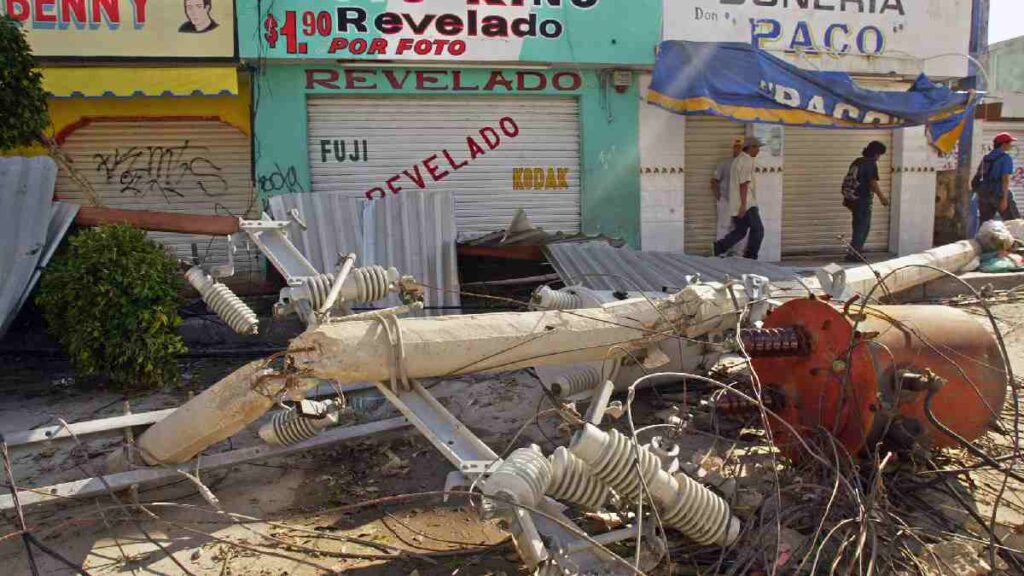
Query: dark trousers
714,207,764,260
979,193,1021,224
849,204,872,255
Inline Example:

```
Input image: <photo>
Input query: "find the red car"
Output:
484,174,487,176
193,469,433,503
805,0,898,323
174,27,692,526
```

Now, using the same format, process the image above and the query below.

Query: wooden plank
4,409,178,448
0,417,410,512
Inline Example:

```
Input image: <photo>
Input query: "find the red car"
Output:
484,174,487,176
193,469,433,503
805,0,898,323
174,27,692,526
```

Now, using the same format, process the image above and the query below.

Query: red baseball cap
994,132,1017,146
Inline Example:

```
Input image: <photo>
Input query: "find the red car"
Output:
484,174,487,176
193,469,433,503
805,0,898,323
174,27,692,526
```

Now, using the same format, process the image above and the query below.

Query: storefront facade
646,0,976,259
238,0,661,246
1,0,255,277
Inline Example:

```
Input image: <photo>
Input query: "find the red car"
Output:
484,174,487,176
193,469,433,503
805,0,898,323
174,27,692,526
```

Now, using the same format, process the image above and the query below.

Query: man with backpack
842,141,890,262
974,132,1020,224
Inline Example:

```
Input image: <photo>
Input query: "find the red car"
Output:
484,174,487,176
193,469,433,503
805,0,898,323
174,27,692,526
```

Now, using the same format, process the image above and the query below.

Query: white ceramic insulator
547,447,611,511
533,286,583,311
303,266,395,310
483,446,552,508
550,367,602,398
349,266,393,303
186,267,258,336
258,400,338,447
570,424,740,546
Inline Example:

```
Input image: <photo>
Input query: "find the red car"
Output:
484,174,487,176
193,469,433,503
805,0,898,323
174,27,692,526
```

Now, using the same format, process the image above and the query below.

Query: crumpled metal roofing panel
268,192,362,275
269,191,460,313
543,242,806,292
0,157,62,338
8,202,80,335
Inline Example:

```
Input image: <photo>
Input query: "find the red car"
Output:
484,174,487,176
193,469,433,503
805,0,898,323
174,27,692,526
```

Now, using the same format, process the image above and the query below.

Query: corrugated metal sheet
0,157,64,337
307,96,582,239
268,193,362,274
269,191,460,313
543,242,803,293
9,202,80,334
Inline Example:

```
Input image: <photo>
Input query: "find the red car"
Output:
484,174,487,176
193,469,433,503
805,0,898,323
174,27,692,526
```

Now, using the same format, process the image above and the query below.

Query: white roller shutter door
307,96,581,239
783,128,893,256
982,121,1024,201
55,120,258,282
683,117,746,255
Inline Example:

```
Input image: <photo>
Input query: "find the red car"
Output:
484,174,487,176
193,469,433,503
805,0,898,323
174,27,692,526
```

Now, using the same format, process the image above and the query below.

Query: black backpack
841,159,861,210
972,156,1002,199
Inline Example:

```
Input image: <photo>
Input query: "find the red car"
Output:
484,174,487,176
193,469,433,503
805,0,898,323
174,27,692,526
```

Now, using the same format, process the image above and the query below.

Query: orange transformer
746,298,1008,461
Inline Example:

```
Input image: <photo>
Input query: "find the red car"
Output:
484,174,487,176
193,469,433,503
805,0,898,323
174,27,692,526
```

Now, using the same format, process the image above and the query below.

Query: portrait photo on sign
180,0,219,34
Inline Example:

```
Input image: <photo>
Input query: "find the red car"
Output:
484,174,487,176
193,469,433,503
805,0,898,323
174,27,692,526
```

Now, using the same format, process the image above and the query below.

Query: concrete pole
127,282,753,466
843,239,981,296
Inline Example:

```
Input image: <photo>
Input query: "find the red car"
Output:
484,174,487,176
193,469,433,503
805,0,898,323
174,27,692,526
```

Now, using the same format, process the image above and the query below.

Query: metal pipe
318,253,356,316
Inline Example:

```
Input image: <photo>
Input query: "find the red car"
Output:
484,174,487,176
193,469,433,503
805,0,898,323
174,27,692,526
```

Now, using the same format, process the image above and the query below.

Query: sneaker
844,254,861,263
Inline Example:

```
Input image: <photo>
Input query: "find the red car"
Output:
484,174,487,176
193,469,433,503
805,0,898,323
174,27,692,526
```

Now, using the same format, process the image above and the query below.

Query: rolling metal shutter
307,96,581,239
783,128,893,256
982,121,1024,201
55,120,258,282
683,117,747,255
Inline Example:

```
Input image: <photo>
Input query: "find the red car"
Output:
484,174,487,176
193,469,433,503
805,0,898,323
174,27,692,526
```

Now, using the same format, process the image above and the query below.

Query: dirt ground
0,352,563,575
1,301,1024,575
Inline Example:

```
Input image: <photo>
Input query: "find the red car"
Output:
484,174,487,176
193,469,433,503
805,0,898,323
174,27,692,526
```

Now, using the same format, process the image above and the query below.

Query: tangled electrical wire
4,267,1024,575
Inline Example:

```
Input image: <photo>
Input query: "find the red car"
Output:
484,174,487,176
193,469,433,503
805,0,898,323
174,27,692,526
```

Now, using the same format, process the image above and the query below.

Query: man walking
975,132,1020,224
714,137,765,260
711,137,744,250
844,141,890,262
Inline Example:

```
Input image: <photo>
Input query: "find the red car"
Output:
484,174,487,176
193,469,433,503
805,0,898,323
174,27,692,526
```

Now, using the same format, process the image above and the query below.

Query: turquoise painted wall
253,65,640,246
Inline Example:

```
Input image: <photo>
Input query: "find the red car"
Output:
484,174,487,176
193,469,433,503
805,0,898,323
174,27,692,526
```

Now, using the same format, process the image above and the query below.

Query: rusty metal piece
76,206,240,235
751,298,1007,460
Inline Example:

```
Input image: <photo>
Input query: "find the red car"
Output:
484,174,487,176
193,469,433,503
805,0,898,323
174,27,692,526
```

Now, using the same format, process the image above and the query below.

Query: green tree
0,15,49,150
37,225,187,390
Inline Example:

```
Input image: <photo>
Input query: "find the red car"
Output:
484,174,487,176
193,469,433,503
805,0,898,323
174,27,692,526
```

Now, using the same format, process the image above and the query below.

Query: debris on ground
2,238,1024,575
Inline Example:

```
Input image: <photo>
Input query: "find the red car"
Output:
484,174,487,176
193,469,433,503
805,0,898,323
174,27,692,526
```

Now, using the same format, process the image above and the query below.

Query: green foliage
37,225,187,390
0,15,49,150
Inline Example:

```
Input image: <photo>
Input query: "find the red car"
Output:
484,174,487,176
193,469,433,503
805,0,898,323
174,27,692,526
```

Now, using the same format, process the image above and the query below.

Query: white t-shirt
728,152,758,217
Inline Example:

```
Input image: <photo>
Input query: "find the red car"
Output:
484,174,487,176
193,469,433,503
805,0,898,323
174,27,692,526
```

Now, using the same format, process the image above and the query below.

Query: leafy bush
37,225,186,390
0,16,49,150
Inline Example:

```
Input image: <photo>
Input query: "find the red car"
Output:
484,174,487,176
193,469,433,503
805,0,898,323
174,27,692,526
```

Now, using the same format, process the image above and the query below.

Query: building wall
986,36,1024,94
253,65,642,246
641,0,978,258
891,127,938,255
637,75,686,252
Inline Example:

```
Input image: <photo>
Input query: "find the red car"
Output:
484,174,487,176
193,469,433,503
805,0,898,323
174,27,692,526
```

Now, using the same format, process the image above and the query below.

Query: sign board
663,0,972,78
238,0,660,64
1,0,235,58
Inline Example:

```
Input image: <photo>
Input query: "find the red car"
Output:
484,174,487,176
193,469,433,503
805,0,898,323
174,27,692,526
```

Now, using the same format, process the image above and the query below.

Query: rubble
3,239,1023,575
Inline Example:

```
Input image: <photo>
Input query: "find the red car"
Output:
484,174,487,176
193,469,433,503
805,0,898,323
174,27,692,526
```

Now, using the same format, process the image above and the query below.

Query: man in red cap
974,132,1020,223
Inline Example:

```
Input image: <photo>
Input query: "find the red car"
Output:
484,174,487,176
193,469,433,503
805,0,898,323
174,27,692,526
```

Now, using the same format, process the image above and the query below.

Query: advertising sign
663,0,972,77
0,0,235,58
238,0,660,64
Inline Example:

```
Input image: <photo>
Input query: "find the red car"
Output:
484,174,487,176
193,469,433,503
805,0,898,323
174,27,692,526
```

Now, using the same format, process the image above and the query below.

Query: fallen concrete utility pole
126,280,755,466
812,240,982,299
